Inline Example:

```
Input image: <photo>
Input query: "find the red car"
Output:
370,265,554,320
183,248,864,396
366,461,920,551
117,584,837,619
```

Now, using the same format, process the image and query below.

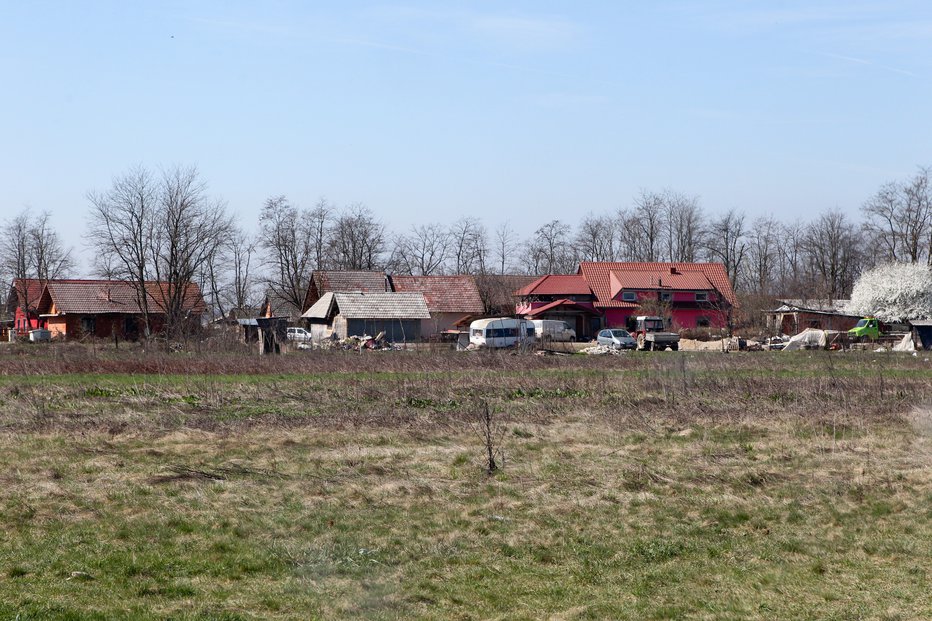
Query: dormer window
695,292,708,302
621,291,637,302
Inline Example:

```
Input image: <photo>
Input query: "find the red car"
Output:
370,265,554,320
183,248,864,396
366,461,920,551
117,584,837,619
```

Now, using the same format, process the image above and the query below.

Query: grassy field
0,346,930,619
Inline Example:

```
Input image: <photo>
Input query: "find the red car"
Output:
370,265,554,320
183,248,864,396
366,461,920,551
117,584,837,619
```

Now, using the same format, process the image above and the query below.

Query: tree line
2,164,930,328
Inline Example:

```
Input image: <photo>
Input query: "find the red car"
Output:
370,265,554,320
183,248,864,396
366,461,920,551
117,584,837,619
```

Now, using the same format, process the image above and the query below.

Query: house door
124,316,139,339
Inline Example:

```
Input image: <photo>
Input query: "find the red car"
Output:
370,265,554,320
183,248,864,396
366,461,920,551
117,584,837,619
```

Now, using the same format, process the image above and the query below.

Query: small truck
630,315,680,351
848,317,881,341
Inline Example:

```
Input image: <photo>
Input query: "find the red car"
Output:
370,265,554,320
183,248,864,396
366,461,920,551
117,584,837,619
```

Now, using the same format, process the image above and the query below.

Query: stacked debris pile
579,344,628,355
311,332,405,352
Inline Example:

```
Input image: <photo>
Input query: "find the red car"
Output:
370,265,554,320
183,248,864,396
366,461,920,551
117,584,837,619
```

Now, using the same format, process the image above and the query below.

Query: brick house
390,275,485,336
8,279,206,340
6,279,48,336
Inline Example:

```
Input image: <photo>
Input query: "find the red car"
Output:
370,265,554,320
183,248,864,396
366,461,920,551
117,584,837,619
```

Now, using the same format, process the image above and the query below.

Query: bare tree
1,212,32,287
494,221,518,275
227,225,258,312
524,220,576,274
448,217,488,274
258,195,314,315
87,165,231,338
704,209,748,289
389,223,450,275
862,167,931,264
87,166,159,335
1,209,73,317
774,220,809,297
622,190,667,262
149,166,232,336
576,213,619,262
743,216,779,294
802,210,863,300
663,191,704,263
329,204,385,270
309,198,332,271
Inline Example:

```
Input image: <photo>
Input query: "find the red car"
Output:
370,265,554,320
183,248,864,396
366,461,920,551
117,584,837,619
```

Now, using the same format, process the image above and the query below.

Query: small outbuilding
765,299,861,335
302,292,430,342
910,320,932,350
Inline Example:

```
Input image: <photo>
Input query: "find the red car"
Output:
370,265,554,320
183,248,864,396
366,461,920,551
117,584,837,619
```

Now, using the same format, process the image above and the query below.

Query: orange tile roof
515,274,593,297
390,275,485,314
578,262,737,308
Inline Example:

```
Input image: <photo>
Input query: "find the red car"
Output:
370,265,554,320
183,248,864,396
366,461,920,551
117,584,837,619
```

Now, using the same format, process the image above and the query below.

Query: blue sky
2,1,931,267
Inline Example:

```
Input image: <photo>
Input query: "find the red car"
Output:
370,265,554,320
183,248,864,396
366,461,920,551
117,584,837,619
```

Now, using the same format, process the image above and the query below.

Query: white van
469,318,536,348
532,319,577,342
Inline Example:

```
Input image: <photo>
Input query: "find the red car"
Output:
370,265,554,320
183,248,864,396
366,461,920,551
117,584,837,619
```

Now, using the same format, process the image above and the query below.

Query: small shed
303,292,430,342
911,320,932,350
765,299,861,335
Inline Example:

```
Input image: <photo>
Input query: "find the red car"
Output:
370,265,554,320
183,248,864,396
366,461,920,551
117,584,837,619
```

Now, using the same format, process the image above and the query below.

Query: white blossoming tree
846,262,932,322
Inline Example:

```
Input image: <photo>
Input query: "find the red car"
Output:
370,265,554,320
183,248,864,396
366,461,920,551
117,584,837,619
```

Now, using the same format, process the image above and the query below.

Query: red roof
608,270,714,299
8,278,70,312
35,280,206,315
390,275,485,314
515,274,593,297
579,262,737,308
524,299,599,317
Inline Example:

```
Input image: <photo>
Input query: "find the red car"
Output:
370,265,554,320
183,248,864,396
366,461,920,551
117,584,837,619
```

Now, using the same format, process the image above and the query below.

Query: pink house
516,262,737,333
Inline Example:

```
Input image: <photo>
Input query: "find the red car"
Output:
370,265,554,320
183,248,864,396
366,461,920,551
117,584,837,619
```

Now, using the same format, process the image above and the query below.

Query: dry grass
0,347,930,619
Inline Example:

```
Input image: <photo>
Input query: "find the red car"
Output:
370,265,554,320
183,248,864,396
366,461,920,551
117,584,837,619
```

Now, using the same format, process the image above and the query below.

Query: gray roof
332,292,430,320
773,299,855,315
302,292,337,320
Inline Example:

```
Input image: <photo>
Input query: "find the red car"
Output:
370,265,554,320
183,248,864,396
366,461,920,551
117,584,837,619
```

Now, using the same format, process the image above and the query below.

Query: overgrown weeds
0,349,929,619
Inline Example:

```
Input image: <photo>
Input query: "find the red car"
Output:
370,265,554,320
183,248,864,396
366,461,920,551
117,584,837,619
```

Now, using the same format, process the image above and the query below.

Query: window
696,317,710,328
526,327,535,337
660,291,672,302
644,318,665,331
621,291,637,302
81,316,96,335
695,292,708,302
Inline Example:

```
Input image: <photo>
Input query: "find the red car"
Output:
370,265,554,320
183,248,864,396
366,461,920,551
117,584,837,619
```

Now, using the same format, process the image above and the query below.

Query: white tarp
782,328,841,351
892,333,916,352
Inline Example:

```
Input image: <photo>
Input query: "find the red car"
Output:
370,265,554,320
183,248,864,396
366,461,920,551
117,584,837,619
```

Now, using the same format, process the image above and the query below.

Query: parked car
469,318,536,348
532,319,577,342
286,327,313,342
596,328,636,350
